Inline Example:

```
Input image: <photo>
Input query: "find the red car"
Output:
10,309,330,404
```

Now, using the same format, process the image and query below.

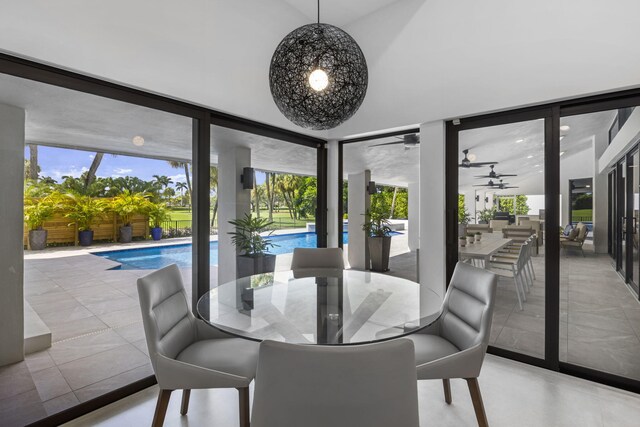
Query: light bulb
309,69,329,91
132,136,145,147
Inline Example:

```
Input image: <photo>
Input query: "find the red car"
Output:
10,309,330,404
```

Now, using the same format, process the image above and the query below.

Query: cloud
49,166,89,179
168,173,187,184
88,154,95,159
113,168,133,175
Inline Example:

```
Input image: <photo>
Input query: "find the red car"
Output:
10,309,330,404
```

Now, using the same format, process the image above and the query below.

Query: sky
26,146,267,187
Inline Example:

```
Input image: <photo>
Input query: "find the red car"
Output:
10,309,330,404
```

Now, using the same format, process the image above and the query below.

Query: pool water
96,232,351,270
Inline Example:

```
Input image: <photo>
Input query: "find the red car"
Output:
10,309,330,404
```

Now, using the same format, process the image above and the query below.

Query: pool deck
9,230,414,424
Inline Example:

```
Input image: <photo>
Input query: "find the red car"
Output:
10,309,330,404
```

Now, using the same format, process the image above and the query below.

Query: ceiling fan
474,165,517,179
473,179,519,190
369,133,420,149
459,149,498,168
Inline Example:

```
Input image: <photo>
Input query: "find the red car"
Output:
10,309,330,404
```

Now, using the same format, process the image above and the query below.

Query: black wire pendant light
269,0,368,130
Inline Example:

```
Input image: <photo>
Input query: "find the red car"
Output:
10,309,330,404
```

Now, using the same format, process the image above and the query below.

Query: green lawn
571,208,592,222
166,208,314,229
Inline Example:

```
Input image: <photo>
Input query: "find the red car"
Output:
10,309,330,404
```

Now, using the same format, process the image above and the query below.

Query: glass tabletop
197,269,442,345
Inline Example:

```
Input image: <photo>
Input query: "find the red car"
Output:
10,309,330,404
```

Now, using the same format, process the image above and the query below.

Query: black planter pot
368,236,392,272
150,227,163,241
236,254,276,279
78,230,94,247
28,229,48,250
119,225,133,243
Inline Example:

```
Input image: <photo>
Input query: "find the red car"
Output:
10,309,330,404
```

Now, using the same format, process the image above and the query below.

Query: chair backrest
519,219,540,234
575,222,588,242
291,247,345,270
251,339,419,427
489,219,509,232
439,262,497,352
467,224,493,234
137,264,196,371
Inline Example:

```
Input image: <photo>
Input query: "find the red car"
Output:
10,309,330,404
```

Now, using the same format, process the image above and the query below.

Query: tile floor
62,355,640,427
2,234,640,425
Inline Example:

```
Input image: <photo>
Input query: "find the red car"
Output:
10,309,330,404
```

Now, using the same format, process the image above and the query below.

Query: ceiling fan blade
469,161,499,166
370,141,405,147
474,175,493,178
496,173,518,177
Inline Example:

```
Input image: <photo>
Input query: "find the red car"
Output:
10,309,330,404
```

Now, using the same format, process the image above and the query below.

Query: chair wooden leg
466,378,489,427
237,387,250,427
180,389,191,415
442,379,452,404
152,389,173,427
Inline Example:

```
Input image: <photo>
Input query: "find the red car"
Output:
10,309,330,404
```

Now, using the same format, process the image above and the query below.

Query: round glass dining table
197,269,442,345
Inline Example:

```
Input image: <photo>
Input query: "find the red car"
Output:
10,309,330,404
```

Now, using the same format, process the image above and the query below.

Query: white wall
0,104,25,366
336,0,640,137
217,146,251,285
3,1,640,139
347,170,370,269
419,121,446,298
327,140,340,247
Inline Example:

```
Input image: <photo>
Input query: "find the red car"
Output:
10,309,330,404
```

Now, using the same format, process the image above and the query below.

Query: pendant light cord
317,0,320,24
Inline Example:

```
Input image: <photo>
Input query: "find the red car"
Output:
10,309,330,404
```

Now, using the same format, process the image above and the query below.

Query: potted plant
458,208,471,237
64,194,105,246
362,206,393,272
229,213,277,278
476,208,494,224
475,231,482,242
467,233,475,244
24,196,55,250
110,190,150,243
459,236,467,247
148,203,171,241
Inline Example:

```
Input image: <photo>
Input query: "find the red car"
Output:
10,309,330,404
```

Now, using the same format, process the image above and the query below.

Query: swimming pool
95,232,352,270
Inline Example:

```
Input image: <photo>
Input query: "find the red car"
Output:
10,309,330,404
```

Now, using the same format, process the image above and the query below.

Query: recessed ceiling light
560,125,570,132
516,139,524,143
534,164,540,167
560,151,565,156
538,170,543,173
467,153,477,161
586,185,591,188
132,136,145,147
527,155,533,159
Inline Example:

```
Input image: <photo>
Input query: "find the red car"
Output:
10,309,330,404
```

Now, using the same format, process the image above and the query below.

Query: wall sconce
484,197,489,203
240,167,254,190
475,195,480,202
367,181,378,194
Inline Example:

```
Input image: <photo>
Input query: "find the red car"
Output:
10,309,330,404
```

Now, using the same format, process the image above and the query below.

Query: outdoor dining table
459,233,513,267
197,269,442,345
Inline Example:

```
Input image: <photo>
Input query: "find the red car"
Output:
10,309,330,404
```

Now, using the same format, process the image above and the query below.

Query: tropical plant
476,208,495,223
168,160,192,206
148,203,172,228
228,213,276,256
24,195,58,231
109,190,150,226
362,205,393,237
64,194,106,231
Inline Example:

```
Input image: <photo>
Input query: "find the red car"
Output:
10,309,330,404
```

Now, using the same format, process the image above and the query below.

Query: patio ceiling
458,110,616,194
0,73,317,177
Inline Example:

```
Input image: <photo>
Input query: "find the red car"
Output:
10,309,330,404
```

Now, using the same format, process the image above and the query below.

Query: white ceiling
458,111,615,193
342,135,419,187
282,0,406,27
0,74,317,176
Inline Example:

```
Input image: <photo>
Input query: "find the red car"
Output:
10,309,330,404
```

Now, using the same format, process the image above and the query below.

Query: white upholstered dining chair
407,262,497,427
137,264,259,427
291,247,345,277
251,339,419,427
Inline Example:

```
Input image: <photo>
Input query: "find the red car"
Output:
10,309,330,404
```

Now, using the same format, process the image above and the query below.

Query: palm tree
175,182,188,207
210,166,219,229
265,172,275,221
152,174,173,189
84,152,105,191
27,144,38,181
168,160,192,207
389,186,398,219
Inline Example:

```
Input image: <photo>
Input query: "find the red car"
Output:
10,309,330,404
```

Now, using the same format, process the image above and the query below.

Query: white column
327,139,340,247
0,104,25,366
347,170,370,269
419,121,447,299
217,145,251,285
408,182,420,251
